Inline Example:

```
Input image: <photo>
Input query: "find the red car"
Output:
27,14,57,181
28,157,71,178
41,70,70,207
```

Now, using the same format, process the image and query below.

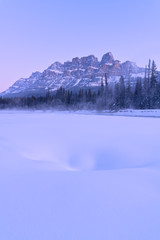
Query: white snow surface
0,110,160,239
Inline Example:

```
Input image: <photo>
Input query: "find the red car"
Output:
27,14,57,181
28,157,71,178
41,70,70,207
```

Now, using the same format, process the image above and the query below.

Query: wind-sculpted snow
1,111,160,171
0,111,160,239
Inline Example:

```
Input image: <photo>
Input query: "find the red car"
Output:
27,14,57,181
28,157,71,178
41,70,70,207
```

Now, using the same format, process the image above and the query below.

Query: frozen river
0,111,160,239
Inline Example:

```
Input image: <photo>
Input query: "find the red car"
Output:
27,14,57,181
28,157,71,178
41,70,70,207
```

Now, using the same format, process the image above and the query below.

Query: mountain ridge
1,52,146,97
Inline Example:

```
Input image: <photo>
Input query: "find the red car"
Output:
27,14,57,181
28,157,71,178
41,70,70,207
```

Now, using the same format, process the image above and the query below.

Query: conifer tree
119,76,125,108
134,78,143,109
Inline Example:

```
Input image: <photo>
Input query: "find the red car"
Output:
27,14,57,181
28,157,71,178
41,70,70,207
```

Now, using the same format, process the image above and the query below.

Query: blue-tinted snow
0,111,160,240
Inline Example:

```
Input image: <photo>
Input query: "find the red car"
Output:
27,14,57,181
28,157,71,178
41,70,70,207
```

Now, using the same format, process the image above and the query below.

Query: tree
150,60,157,89
125,79,132,108
148,59,151,82
101,77,104,95
105,73,108,88
134,78,143,109
114,82,120,109
119,76,125,108
143,65,150,108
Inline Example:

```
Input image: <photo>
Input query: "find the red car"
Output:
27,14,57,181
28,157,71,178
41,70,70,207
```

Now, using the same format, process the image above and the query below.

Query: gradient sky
0,0,160,92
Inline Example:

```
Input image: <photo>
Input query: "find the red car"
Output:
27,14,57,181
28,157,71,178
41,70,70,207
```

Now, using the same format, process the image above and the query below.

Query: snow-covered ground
103,109,160,117
76,109,160,118
0,111,160,239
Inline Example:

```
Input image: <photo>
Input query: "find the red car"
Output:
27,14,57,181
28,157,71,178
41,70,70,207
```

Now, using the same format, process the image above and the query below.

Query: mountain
1,52,145,97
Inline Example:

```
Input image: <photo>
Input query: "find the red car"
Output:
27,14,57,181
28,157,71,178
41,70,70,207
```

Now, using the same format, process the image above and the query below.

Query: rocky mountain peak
72,57,80,63
80,55,99,68
121,61,139,73
48,62,63,71
101,52,114,65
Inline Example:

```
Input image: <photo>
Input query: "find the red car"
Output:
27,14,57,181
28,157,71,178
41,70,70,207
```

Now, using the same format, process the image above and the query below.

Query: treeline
0,60,160,110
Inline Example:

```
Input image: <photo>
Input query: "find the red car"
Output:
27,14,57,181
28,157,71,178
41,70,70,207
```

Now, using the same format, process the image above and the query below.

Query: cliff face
1,52,145,97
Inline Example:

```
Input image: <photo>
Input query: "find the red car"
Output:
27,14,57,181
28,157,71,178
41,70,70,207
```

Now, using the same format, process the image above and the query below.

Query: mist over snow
0,111,160,239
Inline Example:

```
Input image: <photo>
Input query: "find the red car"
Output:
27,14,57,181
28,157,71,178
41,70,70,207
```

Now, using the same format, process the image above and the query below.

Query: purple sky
0,0,160,92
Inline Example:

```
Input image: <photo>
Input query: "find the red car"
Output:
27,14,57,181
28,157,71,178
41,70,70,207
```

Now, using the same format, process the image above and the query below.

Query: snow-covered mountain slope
1,52,145,97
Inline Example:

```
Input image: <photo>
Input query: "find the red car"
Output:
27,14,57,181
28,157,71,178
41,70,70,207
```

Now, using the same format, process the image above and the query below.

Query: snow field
0,111,160,240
